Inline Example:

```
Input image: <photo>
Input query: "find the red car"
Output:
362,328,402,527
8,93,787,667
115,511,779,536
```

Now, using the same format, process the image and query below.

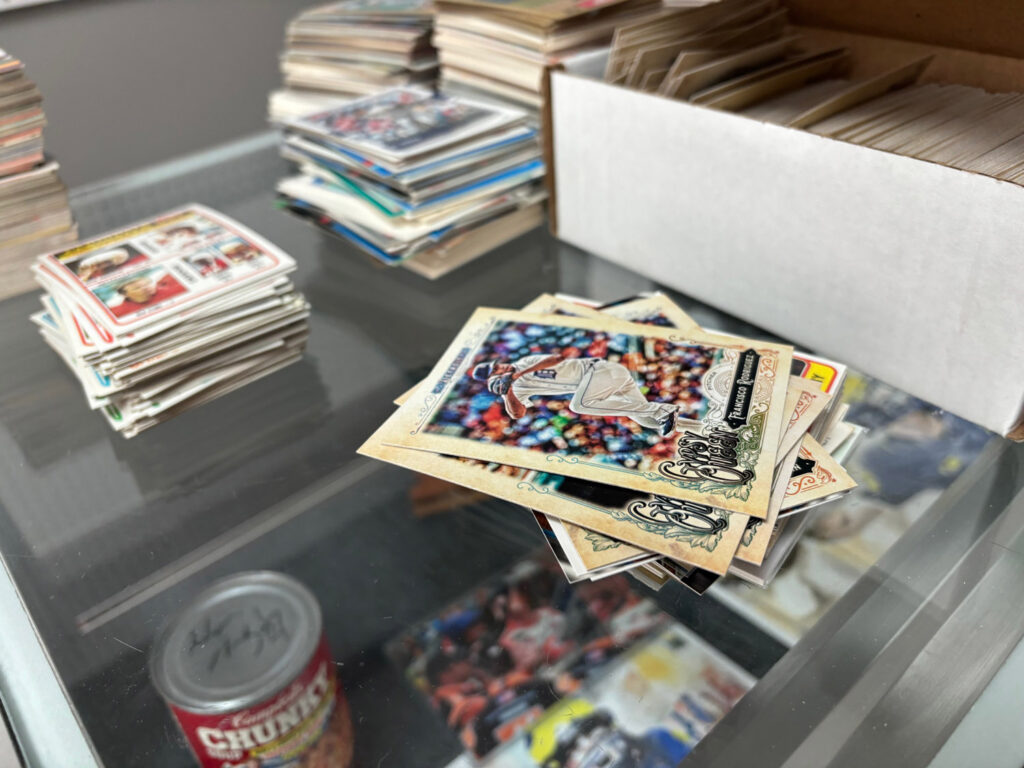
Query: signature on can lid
150,571,323,714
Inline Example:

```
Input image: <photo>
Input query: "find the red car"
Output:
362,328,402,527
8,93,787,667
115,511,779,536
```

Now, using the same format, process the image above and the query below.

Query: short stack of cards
276,87,546,278
434,0,661,110
0,49,77,299
30,205,310,438
360,291,861,593
268,0,438,124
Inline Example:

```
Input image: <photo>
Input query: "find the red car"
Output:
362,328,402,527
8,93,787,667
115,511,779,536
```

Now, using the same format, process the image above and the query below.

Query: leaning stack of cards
268,0,438,124
30,205,310,438
277,87,546,278
360,291,863,593
0,49,77,299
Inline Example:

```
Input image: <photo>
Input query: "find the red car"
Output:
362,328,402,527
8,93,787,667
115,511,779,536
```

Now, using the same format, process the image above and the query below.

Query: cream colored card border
383,307,793,517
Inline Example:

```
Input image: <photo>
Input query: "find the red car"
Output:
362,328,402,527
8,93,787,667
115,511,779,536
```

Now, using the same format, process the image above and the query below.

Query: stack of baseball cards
268,0,438,124
276,87,546,278
30,205,310,438
360,291,861,593
0,49,77,299
0,49,43,177
433,0,661,109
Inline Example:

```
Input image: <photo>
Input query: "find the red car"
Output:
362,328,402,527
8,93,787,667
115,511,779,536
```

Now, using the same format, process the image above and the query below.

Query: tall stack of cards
268,0,438,124
276,87,546,279
433,0,661,110
30,205,310,438
0,49,77,300
360,291,863,594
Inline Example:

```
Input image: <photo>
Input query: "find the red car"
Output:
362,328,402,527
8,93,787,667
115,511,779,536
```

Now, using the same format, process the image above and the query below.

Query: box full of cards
546,0,1024,437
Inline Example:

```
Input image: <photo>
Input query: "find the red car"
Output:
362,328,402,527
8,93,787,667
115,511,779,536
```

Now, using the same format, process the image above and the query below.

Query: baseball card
790,350,845,396
734,437,802,565
516,293,605,319
379,308,793,518
630,300,846,451
532,512,657,584
598,292,702,334
360,417,748,574
286,87,525,165
532,511,585,581
434,0,641,24
546,514,659,576
392,294,602,408
777,376,831,460
737,426,859,563
305,0,434,19
32,205,296,336
780,434,858,512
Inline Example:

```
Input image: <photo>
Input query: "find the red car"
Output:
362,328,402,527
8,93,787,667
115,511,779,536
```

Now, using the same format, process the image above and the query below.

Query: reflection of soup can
150,572,353,768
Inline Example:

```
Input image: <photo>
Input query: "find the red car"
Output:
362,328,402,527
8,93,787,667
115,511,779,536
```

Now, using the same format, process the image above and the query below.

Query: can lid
150,571,323,714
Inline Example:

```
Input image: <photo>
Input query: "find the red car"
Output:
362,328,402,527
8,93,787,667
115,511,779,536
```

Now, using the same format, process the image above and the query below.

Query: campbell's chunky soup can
150,572,353,768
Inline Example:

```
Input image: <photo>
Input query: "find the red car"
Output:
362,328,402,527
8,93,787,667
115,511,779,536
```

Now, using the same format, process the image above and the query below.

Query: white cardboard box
548,45,1024,437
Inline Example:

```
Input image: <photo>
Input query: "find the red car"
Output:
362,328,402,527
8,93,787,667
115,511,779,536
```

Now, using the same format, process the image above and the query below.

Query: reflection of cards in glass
463,623,755,768
384,308,793,518
581,623,754,749
387,554,668,759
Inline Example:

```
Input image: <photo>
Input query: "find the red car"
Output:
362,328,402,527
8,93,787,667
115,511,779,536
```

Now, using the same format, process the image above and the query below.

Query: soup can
150,571,353,768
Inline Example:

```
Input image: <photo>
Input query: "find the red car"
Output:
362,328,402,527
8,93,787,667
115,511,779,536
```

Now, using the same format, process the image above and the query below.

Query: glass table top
1,133,1022,768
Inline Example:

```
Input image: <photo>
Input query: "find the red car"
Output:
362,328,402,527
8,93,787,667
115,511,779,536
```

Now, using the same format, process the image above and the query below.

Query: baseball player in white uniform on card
472,352,694,436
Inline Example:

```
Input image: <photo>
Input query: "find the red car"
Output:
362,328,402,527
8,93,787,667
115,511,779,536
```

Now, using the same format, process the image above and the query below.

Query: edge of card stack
433,0,662,112
0,48,77,300
30,205,310,438
275,86,547,278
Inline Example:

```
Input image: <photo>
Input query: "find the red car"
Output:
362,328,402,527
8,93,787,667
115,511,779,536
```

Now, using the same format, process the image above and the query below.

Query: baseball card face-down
380,308,793,518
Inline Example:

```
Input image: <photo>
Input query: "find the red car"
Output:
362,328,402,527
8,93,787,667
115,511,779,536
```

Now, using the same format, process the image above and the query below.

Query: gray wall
0,0,321,188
